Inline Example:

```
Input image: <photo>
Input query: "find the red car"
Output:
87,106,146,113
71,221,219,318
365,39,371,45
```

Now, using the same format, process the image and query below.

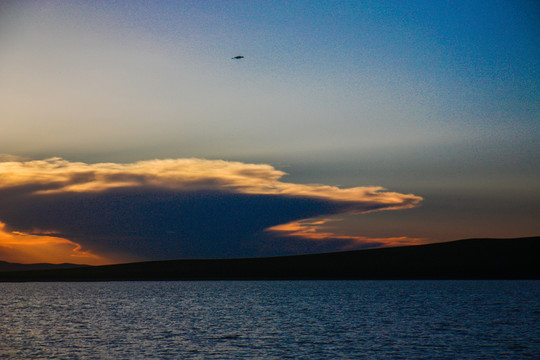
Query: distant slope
0,237,538,281
0,261,88,273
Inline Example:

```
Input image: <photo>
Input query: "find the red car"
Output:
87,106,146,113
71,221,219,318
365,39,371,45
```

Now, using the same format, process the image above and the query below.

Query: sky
0,0,538,264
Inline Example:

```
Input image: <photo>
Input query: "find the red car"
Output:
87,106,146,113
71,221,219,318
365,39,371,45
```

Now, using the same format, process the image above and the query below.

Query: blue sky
0,0,538,263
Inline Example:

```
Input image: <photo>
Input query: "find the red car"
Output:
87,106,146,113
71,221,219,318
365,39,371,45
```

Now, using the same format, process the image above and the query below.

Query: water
1,281,538,359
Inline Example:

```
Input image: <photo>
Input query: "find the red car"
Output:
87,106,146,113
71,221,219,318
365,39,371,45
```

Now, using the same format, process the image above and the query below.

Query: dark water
1,281,538,359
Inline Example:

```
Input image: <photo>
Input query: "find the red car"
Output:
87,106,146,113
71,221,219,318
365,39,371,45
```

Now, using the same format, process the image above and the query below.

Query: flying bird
232,55,244,59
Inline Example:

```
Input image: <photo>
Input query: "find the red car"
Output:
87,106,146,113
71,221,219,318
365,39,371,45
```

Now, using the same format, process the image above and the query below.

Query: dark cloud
1,188,344,259
0,158,422,261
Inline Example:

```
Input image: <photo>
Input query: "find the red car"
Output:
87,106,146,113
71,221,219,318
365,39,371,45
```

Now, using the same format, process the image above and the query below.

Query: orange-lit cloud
0,157,421,212
0,157,423,262
266,219,431,249
0,222,113,265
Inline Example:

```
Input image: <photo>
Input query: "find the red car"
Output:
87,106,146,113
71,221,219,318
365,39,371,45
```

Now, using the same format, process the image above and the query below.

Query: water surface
1,280,538,359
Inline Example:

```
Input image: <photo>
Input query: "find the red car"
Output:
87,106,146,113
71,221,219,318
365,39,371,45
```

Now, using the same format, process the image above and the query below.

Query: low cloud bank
0,157,422,262
267,219,430,250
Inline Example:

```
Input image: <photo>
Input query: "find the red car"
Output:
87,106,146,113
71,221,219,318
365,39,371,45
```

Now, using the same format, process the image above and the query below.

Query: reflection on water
1,281,539,359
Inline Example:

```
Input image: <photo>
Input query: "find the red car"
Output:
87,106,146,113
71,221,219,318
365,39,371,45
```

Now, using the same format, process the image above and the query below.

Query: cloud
0,154,29,163
266,219,430,250
0,222,113,265
0,157,421,210
0,157,422,261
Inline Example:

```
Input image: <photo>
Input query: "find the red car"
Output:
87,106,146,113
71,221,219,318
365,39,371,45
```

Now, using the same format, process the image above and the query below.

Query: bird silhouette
232,56,244,59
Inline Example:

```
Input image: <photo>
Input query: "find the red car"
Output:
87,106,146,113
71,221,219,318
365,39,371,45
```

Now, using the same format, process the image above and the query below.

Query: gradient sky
0,0,538,264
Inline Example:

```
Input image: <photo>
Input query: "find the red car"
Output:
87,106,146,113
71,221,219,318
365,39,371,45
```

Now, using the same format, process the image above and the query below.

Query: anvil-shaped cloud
0,157,422,262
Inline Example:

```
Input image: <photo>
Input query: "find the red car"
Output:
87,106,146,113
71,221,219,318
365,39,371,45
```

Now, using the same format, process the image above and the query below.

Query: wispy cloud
266,219,430,250
0,157,422,261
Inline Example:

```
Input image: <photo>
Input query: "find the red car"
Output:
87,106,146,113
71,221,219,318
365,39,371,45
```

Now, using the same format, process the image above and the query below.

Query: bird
231,55,244,59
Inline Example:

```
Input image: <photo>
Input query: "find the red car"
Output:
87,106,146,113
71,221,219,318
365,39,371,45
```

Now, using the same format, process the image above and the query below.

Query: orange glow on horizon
0,222,115,265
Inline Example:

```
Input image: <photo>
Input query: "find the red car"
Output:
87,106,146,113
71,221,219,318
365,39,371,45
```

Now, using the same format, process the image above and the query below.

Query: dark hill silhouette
0,237,538,281
0,261,89,273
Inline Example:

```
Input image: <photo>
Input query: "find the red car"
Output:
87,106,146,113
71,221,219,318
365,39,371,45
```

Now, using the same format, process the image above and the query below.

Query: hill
0,237,538,281
0,261,88,273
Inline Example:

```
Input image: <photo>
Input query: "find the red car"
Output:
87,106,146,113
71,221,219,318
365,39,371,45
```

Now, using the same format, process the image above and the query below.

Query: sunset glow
0,222,113,265
267,219,430,249
0,157,423,262
0,0,537,264
0,157,422,209
0,2,537,359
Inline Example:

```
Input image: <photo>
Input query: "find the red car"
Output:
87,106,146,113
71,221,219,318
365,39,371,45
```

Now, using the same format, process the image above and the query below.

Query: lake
1,280,538,359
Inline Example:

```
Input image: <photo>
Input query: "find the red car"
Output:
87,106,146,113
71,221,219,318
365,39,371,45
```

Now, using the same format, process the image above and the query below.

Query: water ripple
0,280,538,359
